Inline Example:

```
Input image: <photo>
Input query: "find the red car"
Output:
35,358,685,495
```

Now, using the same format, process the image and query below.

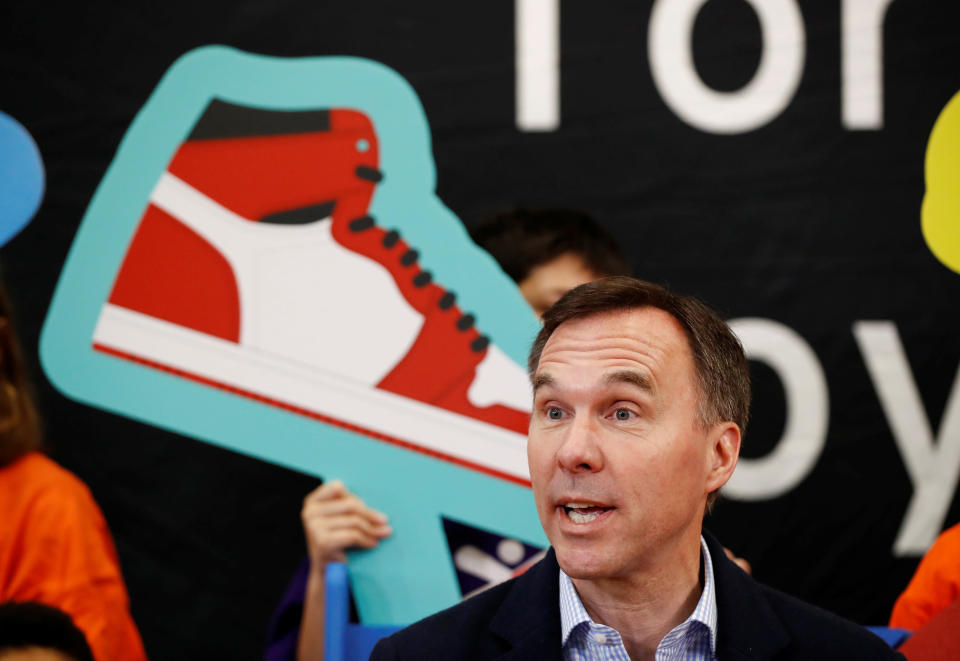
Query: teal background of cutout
39,46,546,624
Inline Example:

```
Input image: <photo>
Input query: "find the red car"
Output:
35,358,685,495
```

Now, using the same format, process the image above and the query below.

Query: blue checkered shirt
559,536,718,661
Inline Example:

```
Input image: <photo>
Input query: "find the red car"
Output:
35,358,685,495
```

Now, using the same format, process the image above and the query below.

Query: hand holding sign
301,480,392,567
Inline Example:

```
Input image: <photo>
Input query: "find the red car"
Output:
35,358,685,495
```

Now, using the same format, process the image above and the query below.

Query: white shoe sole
93,303,531,485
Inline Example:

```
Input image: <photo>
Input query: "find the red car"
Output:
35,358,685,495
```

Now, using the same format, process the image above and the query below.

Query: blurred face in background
518,253,603,317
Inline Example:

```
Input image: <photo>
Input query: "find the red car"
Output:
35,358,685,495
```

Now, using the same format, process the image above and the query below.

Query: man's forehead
532,307,692,387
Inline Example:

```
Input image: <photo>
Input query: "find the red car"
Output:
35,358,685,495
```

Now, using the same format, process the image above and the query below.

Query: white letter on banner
842,0,894,129
648,0,806,134
724,318,829,500
516,0,559,131
853,321,960,555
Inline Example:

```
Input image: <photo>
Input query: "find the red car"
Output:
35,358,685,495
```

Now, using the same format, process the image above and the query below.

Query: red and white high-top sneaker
93,99,532,485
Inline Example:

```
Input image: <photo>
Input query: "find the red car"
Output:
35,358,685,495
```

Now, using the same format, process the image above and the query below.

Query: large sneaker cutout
40,47,547,624
92,99,531,485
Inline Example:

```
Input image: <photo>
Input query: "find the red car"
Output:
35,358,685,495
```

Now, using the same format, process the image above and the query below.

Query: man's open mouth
562,503,613,524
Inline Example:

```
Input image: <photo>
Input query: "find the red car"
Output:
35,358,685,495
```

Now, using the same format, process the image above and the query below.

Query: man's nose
556,415,604,473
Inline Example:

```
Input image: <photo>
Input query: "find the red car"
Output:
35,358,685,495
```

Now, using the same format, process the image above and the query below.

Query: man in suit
371,277,903,661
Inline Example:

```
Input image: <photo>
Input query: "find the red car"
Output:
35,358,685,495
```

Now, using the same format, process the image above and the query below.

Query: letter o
648,0,806,134
724,318,829,500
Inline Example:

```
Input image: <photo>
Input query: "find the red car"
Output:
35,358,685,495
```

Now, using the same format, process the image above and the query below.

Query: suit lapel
489,548,563,661
486,536,792,660
705,531,791,661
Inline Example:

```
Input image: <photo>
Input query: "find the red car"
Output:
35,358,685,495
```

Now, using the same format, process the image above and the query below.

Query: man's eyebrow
605,369,654,392
531,373,555,392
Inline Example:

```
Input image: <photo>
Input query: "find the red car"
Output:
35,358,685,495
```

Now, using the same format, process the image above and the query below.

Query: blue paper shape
0,112,45,246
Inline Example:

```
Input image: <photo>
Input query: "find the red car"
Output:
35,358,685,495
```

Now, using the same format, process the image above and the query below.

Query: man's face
518,253,603,318
528,307,738,581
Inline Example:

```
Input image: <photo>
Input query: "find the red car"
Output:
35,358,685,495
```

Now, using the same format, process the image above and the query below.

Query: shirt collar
558,535,718,655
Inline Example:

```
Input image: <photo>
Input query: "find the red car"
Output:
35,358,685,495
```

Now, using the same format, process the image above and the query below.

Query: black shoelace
349,166,490,353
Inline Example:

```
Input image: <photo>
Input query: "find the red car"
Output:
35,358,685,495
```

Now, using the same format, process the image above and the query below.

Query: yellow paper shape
922,90,960,274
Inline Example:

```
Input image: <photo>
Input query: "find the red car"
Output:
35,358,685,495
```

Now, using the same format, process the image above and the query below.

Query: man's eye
547,407,564,420
614,408,634,421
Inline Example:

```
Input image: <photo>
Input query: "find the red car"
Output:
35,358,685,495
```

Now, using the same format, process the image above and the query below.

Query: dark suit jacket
370,531,904,660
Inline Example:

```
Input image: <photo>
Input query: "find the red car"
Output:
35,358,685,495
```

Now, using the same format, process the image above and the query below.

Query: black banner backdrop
4,1,960,658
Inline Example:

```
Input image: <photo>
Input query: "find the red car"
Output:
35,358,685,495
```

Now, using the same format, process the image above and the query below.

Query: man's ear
705,422,741,494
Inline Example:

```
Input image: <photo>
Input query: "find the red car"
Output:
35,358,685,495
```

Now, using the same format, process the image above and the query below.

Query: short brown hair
470,207,632,283
528,276,750,434
0,277,43,467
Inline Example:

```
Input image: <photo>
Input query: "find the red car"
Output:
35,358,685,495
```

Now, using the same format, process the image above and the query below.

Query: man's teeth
563,503,606,524
568,509,601,523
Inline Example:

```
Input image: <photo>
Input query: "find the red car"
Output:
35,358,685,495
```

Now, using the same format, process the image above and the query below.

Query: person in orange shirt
889,521,960,630
0,277,148,661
